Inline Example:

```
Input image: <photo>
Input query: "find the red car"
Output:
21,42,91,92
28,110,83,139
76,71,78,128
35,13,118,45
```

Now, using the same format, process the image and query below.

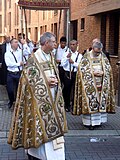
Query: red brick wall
110,56,119,92
87,0,106,5
71,0,101,53
109,15,115,54
70,0,119,91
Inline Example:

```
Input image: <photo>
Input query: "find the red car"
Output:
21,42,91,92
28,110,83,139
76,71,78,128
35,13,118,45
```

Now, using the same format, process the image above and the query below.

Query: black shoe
89,126,94,130
71,111,75,115
27,153,41,160
8,102,13,109
65,108,70,112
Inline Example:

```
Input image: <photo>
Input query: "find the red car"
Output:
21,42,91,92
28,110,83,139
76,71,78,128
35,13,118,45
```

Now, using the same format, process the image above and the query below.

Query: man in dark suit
0,36,11,85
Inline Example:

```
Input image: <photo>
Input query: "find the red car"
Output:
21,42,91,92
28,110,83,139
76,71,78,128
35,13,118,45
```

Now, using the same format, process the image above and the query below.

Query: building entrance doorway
70,20,78,40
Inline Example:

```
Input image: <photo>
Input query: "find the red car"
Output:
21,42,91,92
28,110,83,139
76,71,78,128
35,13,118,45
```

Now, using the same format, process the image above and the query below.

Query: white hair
40,32,56,46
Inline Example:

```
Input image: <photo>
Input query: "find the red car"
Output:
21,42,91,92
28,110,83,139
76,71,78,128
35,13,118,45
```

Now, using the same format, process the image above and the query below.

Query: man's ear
45,40,49,46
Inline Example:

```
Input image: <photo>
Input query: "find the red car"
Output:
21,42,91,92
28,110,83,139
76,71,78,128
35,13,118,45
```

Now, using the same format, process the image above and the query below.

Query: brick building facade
0,0,66,42
70,0,120,91
0,0,120,90
0,0,119,54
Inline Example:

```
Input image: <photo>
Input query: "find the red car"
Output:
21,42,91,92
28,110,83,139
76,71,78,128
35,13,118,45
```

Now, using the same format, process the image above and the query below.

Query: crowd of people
0,34,35,108
0,32,115,160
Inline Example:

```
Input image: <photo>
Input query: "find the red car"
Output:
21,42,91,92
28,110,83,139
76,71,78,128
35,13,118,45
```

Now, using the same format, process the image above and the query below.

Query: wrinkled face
93,47,102,56
70,41,78,52
60,41,66,49
54,42,57,49
11,39,18,49
46,36,56,52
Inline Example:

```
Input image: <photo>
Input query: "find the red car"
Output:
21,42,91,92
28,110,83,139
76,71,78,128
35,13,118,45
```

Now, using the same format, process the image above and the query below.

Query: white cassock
82,113,107,126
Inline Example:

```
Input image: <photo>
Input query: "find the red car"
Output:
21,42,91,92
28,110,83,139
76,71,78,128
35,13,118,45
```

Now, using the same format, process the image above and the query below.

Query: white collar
58,45,67,50
10,48,19,53
70,50,78,54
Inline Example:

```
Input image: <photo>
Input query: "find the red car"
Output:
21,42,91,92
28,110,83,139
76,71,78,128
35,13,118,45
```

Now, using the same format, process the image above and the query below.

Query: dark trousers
7,72,21,106
63,71,76,110
0,63,7,85
58,66,65,86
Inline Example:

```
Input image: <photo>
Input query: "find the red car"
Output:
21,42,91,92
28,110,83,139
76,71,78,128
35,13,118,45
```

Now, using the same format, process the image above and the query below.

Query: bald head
92,41,103,56
92,38,100,45
92,41,103,49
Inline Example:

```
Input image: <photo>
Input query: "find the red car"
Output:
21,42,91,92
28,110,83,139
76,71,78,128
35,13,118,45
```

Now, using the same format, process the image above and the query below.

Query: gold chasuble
8,49,67,149
73,51,115,115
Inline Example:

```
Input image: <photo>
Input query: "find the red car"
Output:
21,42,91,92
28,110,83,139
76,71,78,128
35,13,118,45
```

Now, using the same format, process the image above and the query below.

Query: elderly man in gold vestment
8,32,67,160
73,41,115,130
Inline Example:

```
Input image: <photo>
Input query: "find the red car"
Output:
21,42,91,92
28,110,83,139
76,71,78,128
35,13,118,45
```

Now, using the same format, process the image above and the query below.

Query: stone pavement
1,85,120,160
65,136,120,160
1,136,120,160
